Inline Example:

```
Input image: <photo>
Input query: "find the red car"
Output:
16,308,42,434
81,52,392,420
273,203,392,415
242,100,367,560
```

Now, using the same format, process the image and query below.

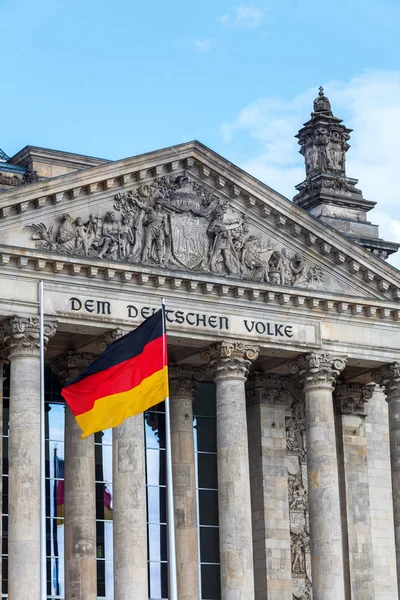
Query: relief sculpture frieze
24,174,324,287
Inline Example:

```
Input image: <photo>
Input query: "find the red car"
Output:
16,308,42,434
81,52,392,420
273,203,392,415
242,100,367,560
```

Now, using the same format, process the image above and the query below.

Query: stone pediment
0,141,399,303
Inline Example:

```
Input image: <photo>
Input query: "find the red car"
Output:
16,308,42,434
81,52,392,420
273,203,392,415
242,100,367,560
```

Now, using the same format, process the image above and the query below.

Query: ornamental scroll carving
51,352,94,386
372,363,400,400
334,382,373,416
286,392,313,600
24,175,324,287
0,317,57,358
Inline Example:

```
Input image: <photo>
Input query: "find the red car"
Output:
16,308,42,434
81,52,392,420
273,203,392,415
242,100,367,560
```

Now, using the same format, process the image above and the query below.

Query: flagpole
39,280,47,600
161,298,178,600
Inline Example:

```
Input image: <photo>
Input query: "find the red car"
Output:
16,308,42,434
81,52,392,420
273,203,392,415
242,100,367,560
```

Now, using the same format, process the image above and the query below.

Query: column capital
0,316,57,358
202,341,259,381
51,351,94,386
97,328,129,352
289,352,347,391
169,364,202,398
372,362,400,400
247,372,295,408
334,382,373,416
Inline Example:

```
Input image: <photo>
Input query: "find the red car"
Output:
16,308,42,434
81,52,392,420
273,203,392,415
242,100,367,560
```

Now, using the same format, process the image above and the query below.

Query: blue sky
2,0,400,264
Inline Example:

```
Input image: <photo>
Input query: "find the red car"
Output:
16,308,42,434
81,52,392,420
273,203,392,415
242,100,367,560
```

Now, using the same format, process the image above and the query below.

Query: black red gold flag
61,310,167,438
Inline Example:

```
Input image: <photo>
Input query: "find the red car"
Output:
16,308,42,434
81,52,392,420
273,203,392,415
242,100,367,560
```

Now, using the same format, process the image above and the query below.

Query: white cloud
220,70,400,269
193,38,213,53
219,4,265,29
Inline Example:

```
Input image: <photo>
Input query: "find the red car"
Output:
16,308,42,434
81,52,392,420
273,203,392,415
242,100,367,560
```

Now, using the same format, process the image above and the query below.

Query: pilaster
246,373,293,600
334,382,375,599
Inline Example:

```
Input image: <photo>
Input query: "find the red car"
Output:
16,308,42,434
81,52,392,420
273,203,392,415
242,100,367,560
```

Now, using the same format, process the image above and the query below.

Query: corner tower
294,87,399,259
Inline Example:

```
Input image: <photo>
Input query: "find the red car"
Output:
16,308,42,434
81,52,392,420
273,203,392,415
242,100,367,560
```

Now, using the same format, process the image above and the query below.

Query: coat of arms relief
24,174,324,287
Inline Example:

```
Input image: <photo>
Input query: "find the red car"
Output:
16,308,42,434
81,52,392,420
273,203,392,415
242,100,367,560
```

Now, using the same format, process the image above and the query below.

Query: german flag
61,310,168,438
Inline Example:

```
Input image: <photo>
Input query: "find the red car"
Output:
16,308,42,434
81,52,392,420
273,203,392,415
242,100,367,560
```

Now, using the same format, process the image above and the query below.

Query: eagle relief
24,175,324,288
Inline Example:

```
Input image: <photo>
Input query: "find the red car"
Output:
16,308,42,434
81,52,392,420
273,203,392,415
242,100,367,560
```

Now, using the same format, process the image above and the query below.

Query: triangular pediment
0,141,399,304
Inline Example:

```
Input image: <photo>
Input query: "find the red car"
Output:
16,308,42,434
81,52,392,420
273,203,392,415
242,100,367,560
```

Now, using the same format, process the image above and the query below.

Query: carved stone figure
142,202,167,264
24,173,325,289
98,211,119,259
290,253,308,286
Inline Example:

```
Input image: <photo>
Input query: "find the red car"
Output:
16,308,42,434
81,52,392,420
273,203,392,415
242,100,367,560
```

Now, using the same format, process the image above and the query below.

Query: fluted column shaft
97,329,148,600
372,363,400,591
52,352,97,600
207,342,258,600
290,352,346,600
169,365,200,600
2,316,57,600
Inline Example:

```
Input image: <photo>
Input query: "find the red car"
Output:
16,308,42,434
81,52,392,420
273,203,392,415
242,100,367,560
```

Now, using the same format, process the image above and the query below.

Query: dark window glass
201,564,221,599
198,453,218,489
2,475,8,513
148,523,167,562
2,437,8,475
195,417,217,453
193,383,216,417
146,449,166,486
2,515,7,555
147,485,166,524
200,527,220,564
148,560,168,599
2,556,7,595
199,490,219,526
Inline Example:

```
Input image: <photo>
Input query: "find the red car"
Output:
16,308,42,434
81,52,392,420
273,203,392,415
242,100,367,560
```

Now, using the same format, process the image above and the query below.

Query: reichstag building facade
0,89,400,600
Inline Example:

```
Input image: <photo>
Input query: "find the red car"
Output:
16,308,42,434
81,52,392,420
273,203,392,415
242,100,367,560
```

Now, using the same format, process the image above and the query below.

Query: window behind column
193,382,221,600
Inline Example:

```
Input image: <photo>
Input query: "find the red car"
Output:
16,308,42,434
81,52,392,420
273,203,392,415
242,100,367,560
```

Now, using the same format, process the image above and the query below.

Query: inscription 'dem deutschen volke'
69,296,294,338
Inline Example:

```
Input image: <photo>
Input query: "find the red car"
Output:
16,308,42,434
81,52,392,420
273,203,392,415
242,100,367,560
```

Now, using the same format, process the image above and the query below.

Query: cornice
0,140,399,301
0,244,399,325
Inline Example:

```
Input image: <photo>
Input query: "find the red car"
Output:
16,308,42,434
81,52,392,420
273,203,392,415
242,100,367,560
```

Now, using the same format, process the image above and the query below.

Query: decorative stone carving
334,382,373,415
202,341,259,381
51,351,94,385
169,364,197,398
286,395,307,464
24,174,324,288
372,363,400,400
0,169,39,188
289,352,347,391
0,316,57,358
97,328,129,352
248,372,295,407
286,391,313,599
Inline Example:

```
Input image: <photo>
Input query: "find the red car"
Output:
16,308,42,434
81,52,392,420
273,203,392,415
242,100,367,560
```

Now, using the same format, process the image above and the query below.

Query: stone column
372,363,400,591
52,352,97,600
334,383,375,599
246,373,293,600
97,329,148,600
169,364,200,600
205,341,258,600
290,352,346,600
1,316,57,600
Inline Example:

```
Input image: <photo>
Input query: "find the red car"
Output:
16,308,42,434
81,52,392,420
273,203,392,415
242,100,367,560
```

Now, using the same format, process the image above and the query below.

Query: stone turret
294,87,399,260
